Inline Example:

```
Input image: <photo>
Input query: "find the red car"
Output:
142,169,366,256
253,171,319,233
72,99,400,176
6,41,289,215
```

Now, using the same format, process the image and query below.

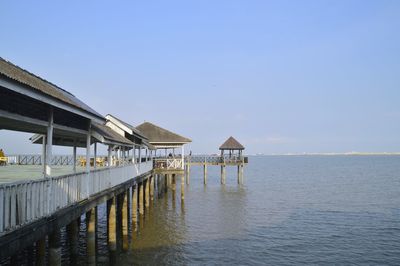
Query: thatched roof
219,136,245,150
136,122,191,145
0,57,103,120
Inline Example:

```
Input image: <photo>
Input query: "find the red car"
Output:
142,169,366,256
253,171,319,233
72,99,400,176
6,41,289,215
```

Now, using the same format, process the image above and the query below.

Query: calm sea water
10,155,400,265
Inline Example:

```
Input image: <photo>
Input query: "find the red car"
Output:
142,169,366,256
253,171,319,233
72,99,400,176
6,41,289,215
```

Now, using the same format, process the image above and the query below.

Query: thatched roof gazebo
219,136,245,158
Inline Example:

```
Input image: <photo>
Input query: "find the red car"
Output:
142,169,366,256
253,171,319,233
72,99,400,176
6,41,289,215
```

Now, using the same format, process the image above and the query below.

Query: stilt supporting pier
36,238,46,266
145,179,150,208
107,197,117,253
203,164,207,184
181,174,185,200
67,218,79,265
139,182,144,215
132,185,138,230
86,207,97,265
122,191,129,251
48,229,61,266
186,163,190,184
221,165,226,184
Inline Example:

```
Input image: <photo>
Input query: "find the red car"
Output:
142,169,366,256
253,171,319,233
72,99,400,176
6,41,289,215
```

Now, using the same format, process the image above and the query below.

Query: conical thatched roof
219,136,245,150
136,122,191,144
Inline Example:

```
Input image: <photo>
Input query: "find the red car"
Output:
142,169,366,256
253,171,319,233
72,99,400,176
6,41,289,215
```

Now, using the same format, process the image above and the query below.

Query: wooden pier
186,137,249,184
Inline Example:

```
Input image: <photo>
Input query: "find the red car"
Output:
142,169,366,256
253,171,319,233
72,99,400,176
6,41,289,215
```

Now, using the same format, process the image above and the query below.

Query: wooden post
145,179,150,208
42,135,46,177
181,174,185,201
49,229,61,266
221,165,226,184
93,142,97,169
86,124,91,173
172,174,176,191
150,176,154,201
107,197,117,253
36,237,46,266
73,140,77,173
186,161,190,185
164,174,168,193
181,145,184,170
237,165,241,184
86,207,97,265
131,185,137,230
138,182,144,215
108,145,112,167
122,190,129,251
203,164,207,185
67,218,79,265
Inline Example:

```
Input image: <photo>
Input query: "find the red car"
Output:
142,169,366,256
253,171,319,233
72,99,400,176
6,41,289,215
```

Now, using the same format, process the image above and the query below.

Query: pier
0,57,247,264
186,137,249,184
0,58,168,264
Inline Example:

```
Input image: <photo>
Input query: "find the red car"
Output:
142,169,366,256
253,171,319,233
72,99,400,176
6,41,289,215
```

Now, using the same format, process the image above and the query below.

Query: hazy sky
1,0,400,154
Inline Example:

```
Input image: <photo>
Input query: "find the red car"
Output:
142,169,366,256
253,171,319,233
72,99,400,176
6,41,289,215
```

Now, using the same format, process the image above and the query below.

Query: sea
8,155,400,265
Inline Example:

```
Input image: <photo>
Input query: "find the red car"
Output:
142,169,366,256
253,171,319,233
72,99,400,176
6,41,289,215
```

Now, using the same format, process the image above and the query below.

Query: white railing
154,158,184,170
0,160,153,234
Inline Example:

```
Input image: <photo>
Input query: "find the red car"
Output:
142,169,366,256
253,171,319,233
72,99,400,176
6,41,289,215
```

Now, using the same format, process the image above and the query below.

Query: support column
73,140,77,173
107,197,117,253
67,218,79,265
42,135,46,177
181,174,185,201
237,165,241,184
93,142,97,169
171,174,176,191
108,145,112,167
85,123,91,198
122,191,129,251
164,174,168,193
138,182,144,215
49,229,61,266
45,107,53,177
150,176,154,201
203,164,207,184
86,207,97,265
145,179,150,208
221,165,226,185
36,238,46,266
186,162,190,185
131,185,138,230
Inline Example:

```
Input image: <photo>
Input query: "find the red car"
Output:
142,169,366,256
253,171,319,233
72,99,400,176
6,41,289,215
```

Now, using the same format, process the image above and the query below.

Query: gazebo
219,136,245,159
136,122,191,171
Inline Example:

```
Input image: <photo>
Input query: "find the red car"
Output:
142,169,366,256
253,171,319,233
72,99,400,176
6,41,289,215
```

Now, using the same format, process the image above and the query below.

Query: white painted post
181,145,184,170
86,123,91,198
86,125,91,173
46,107,54,177
139,147,142,171
42,135,46,177
133,146,136,165
73,140,77,173
108,145,112,167
94,142,97,170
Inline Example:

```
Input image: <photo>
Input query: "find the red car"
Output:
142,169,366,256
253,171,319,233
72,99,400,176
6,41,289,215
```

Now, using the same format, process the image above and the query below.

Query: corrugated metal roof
92,122,134,146
219,136,245,150
106,114,147,139
0,57,103,119
136,122,191,144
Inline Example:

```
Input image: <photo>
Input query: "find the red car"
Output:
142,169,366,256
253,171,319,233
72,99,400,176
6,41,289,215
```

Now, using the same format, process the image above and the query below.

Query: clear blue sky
1,0,400,154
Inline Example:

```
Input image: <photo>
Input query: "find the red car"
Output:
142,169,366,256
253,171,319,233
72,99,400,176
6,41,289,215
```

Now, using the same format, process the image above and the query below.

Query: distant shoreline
251,153,400,156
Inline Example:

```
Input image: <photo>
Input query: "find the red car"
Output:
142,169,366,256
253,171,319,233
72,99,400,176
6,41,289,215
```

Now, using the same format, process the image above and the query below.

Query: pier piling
36,238,46,266
86,207,97,265
48,229,61,266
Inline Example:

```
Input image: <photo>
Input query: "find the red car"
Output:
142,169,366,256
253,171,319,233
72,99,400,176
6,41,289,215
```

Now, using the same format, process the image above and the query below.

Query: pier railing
7,155,76,166
154,158,184,170
187,155,249,164
0,160,153,234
